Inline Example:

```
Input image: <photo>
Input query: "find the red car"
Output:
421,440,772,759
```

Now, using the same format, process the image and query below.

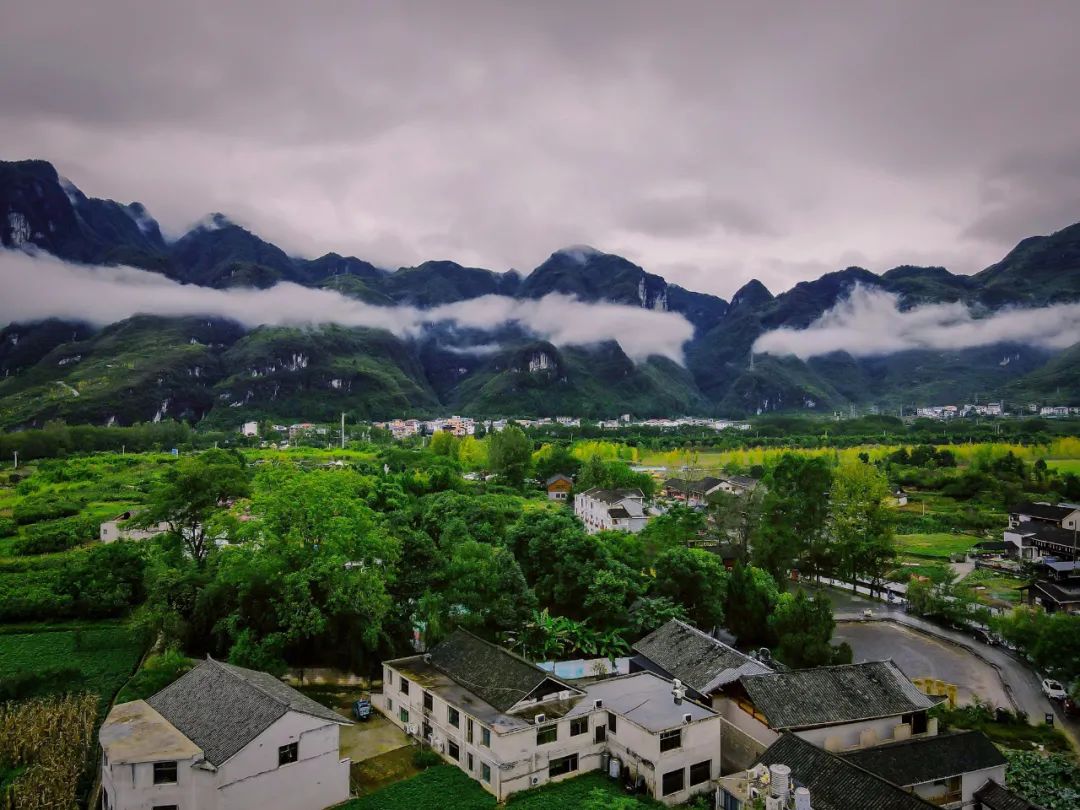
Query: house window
594,725,606,744
536,724,557,745
689,760,711,786
448,740,460,761
466,718,474,743
549,754,579,778
903,711,929,734
278,742,298,766
467,753,474,771
481,727,491,747
152,761,177,785
482,763,492,783
448,707,460,727
153,806,179,810
102,748,109,767
400,677,410,696
423,722,432,740
607,713,617,735
662,768,685,796
387,698,393,713
570,717,588,737
399,707,410,724
385,668,393,686
423,692,434,711
102,789,110,810
660,729,682,752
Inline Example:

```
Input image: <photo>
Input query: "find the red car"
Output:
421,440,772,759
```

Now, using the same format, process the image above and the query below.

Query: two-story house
545,474,573,501
99,658,351,810
1021,559,1080,613
380,630,724,805
1004,501,1080,562
574,488,649,534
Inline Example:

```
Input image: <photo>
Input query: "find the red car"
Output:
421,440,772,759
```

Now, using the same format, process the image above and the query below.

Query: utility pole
341,412,345,450
12,451,17,470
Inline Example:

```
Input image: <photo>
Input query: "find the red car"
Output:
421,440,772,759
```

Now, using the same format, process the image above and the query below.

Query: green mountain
3,157,1080,424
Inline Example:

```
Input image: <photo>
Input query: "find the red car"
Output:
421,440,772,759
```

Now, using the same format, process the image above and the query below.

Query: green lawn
895,532,979,559
888,556,952,583
341,767,661,810
1046,459,1080,475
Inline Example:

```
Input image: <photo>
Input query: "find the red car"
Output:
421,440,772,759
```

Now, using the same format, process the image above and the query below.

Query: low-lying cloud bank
753,285,1080,360
0,249,693,362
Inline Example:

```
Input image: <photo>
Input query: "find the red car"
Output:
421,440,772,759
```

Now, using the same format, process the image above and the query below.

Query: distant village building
99,511,169,544
241,421,259,437
99,659,351,810
380,630,723,805
545,474,573,501
893,488,909,507
574,488,649,534
1040,405,1071,417
662,476,759,507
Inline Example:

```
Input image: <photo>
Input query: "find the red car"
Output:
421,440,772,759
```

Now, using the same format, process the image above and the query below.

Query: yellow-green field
895,532,980,558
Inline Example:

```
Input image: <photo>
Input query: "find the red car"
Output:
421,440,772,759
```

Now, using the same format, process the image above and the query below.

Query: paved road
803,583,1080,748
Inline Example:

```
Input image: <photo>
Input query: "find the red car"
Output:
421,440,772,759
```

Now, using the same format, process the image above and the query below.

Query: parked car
1042,678,1067,701
973,628,999,647
352,698,372,721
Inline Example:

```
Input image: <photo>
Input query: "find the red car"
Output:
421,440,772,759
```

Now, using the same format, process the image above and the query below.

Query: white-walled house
380,630,724,805
841,730,1006,808
100,511,170,544
99,658,351,810
574,488,649,534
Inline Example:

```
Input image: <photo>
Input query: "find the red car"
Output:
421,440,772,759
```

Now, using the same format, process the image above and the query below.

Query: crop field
960,569,1023,606
895,532,979,559
0,623,145,711
1046,459,1080,475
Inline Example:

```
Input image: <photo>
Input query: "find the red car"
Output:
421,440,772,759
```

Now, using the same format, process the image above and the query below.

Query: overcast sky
2,1,1078,299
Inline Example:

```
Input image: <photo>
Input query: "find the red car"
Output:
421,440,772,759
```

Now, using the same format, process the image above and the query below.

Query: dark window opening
448,707,460,727
549,754,579,778
662,768,685,796
570,717,588,737
689,760,711,786
152,761,177,785
448,740,460,761
660,728,681,752
536,724,557,745
607,713,617,734
278,742,298,766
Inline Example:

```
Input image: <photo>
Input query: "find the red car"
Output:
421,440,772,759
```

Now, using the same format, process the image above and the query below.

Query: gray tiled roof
973,779,1047,810
758,733,937,810
146,658,347,766
840,730,1005,787
740,660,935,729
427,630,575,713
1010,501,1077,522
632,619,771,694
581,487,644,503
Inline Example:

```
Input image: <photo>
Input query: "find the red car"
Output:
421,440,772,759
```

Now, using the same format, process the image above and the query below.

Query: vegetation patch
895,532,978,559
341,764,495,810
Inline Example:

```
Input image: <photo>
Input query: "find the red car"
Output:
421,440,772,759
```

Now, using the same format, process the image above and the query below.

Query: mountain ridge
3,158,1080,426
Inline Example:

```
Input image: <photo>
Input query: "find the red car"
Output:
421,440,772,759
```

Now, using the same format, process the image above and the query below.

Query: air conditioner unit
534,714,546,724
683,713,692,724
406,724,418,736
530,776,540,785
558,690,570,700
594,699,603,709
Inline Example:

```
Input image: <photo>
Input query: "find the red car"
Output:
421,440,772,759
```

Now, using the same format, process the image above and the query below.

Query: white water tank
794,786,812,810
769,764,792,801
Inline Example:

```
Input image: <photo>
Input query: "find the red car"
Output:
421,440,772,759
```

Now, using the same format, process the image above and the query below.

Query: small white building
574,488,649,534
241,421,259,437
99,511,170,544
381,630,723,805
99,658,351,810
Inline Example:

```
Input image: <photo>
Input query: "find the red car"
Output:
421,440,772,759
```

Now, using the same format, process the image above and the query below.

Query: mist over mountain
2,158,1080,427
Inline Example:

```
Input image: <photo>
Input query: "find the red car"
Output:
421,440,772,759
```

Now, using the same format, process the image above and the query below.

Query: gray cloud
0,250,694,362
753,285,1080,360
2,2,1079,297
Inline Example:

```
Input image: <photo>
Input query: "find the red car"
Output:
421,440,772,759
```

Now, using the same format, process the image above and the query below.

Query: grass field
1046,459,1080,475
895,532,979,559
888,556,951,583
341,768,662,810
960,569,1023,606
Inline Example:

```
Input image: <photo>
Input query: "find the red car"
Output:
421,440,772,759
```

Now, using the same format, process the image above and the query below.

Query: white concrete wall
101,713,348,810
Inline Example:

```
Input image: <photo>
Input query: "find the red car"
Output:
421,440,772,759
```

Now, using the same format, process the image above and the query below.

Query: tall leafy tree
724,563,779,647
141,448,250,563
650,547,728,630
487,426,532,486
752,454,832,585
829,461,895,594
769,590,850,668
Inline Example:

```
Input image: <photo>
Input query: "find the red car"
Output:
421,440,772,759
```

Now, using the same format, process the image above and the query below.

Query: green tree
769,590,847,668
487,426,532,486
829,460,895,594
141,448,250,563
650,547,728,630
724,563,779,647
428,431,461,459
753,454,832,585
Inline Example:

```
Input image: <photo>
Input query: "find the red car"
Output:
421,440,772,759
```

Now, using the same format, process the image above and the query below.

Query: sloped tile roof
632,619,771,694
758,733,937,810
1010,501,1077,522
973,779,1048,810
740,660,935,729
426,630,575,713
840,730,1005,786
146,658,346,766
